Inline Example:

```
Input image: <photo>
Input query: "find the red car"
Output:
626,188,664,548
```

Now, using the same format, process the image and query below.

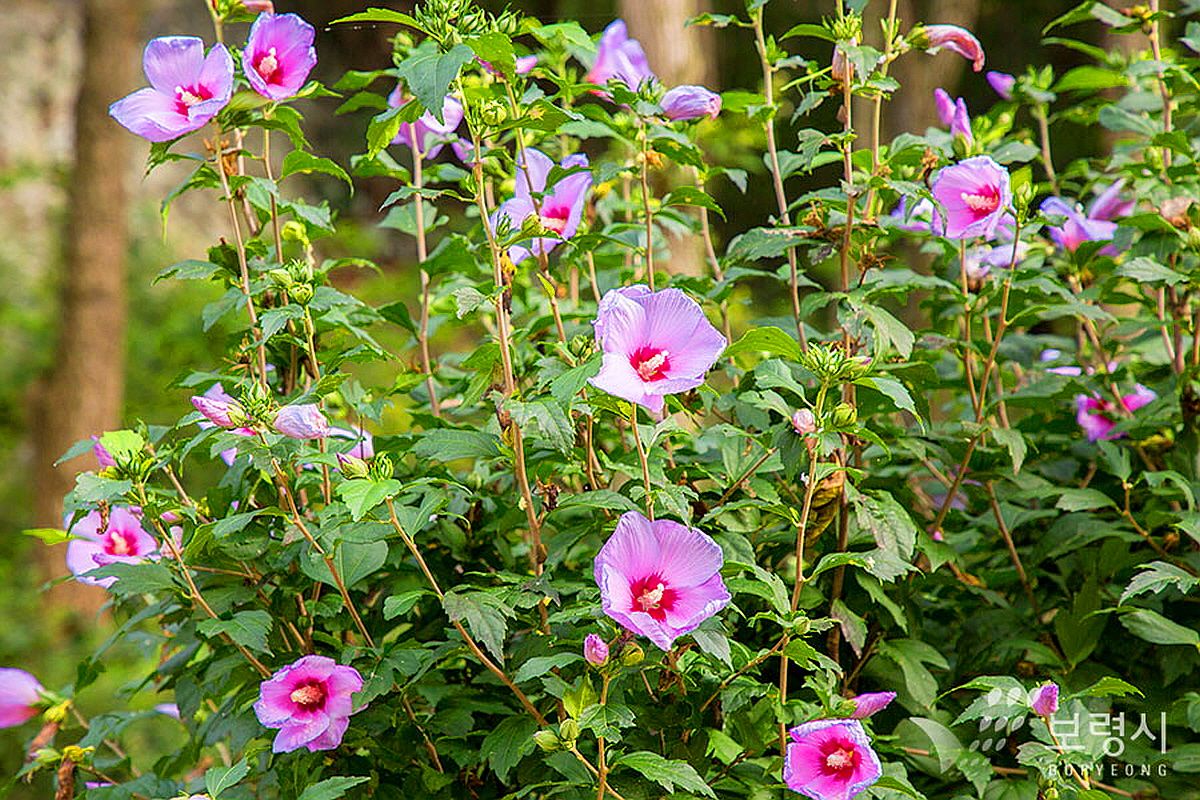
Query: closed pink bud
584,634,609,666
849,691,896,719
273,404,330,440
192,393,244,429
792,409,817,437
241,0,274,12
661,85,722,121
1031,683,1059,716
920,24,985,72
91,436,116,468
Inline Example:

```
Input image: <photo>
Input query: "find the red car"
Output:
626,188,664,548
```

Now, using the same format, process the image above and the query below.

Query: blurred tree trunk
621,0,712,277
31,0,143,615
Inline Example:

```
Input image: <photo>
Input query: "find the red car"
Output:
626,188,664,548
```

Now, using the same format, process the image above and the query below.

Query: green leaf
555,489,638,513
303,540,389,590
444,590,511,661
509,398,575,454
855,375,918,419
782,23,835,41
337,478,403,521
98,430,145,462
197,610,273,654
908,717,962,774
296,776,371,800
513,653,583,683
614,751,715,798
724,326,802,362
366,104,411,158
23,527,75,545
383,589,432,619
88,562,178,596
480,716,538,782
662,186,725,220
1052,65,1127,92
414,429,502,462
281,151,352,189
395,43,473,123
205,759,250,799
72,473,133,503
466,32,515,80
992,427,1027,475
1055,488,1116,511
1118,256,1187,286
1120,608,1200,648
549,356,601,406
1120,561,1200,605
1079,676,1143,698
851,489,917,562
259,304,305,342
330,8,424,31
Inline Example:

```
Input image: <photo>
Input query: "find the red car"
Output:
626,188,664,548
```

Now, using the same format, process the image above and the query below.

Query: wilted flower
243,13,317,101
330,426,374,460
593,510,731,651
388,87,465,159
91,436,116,468
661,85,721,121
273,404,330,439
585,20,656,90
1075,385,1155,442
919,24,985,72
109,37,233,142
1031,683,1059,716
242,0,274,12
1041,180,1132,254
253,655,364,752
492,149,592,264
0,669,44,728
930,156,1012,240
66,506,159,588
792,409,817,437
848,691,896,719
783,719,882,800
588,286,726,414
584,634,609,666
987,71,1015,100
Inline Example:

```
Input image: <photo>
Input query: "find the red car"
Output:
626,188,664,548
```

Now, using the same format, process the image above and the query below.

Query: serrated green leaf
614,751,715,797
197,610,273,654
205,759,250,799
296,776,371,800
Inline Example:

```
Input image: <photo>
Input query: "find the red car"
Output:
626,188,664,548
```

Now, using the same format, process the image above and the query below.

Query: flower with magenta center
0,669,44,728
253,655,364,753
783,719,882,800
919,24,985,72
930,156,1011,240
1041,180,1132,254
66,506,159,588
661,85,722,121
1075,385,1155,442
388,87,465,160
243,13,317,101
586,20,656,91
492,148,592,264
593,510,731,651
109,36,233,142
588,286,726,414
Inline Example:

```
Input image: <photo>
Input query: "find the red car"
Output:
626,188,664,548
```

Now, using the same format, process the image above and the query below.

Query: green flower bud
370,454,395,481
268,268,294,287
559,719,580,743
620,643,644,666
1186,227,1200,251
338,454,370,479
831,402,857,428
533,730,562,752
281,220,309,247
480,101,509,127
288,284,314,305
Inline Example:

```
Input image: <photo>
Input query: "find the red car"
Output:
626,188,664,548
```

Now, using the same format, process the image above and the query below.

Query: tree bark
31,0,143,615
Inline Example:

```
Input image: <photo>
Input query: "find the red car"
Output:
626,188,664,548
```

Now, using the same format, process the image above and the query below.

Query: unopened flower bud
337,453,370,479
272,404,330,439
584,634,609,666
791,409,817,437
533,730,562,751
831,403,857,428
61,744,94,763
288,283,314,305
91,437,116,468
369,453,394,481
268,268,294,287
1186,227,1200,251
660,85,721,121
44,701,70,724
240,0,273,12
480,101,509,127
620,643,644,667
559,719,580,743
281,220,309,246
1030,682,1059,716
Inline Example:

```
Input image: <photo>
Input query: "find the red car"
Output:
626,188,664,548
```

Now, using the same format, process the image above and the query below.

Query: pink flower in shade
273,404,330,440
848,691,896,719
1041,180,1132,254
585,20,656,91
253,655,364,753
387,87,465,159
0,669,44,728
1075,384,1156,441
920,24,985,72
492,149,593,264
243,13,317,101
91,436,116,468
588,286,726,415
109,37,233,142
783,719,883,800
593,511,731,652
888,196,937,233
661,85,721,121
930,156,1012,240
987,71,1015,100
65,507,159,588
1031,683,1059,716
584,634,610,666
193,384,254,465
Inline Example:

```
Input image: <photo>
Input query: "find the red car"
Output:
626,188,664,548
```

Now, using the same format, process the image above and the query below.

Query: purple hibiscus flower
661,85,722,121
930,156,1012,240
243,13,317,101
1031,683,1060,716
273,404,330,440
387,86,465,159
588,286,726,414
253,655,364,753
593,510,731,651
988,71,1016,100
492,148,592,264
66,506,159,588
848,691,896,719
585,20,656,91
1075,385,1155,442
783,719,883,800
1040,180,1133,254
0,669,44,728
109,36,233,142
920,24,985,72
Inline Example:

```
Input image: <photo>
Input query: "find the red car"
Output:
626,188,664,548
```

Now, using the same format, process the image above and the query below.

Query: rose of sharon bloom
388,87,465,159
243,13,317,101
593,511,731,651
783,719,883,800
931,156,1012,240
273,404,330,439
589,286,726,414
492,149,592,264
192,383,255,465
920,24,985,72
253,655,364,753
987,71,1016,100
66,506,159,588
584,634,609,666
1031,683,1059,716
661,85,721,121
586,20,656,90
109,37,233,142
1075,385,1156,442
848,691,895,719
1041,180,1132,254
0,669,44,728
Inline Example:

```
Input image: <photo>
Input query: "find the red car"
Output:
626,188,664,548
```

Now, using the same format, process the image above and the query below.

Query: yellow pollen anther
825,749,854,770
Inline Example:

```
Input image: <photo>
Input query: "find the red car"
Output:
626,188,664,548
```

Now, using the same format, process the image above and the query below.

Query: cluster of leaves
12,0,1200,799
